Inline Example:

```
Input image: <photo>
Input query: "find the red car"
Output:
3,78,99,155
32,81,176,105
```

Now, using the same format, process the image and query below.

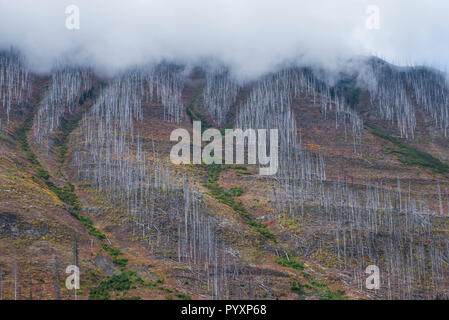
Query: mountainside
1,50,449,300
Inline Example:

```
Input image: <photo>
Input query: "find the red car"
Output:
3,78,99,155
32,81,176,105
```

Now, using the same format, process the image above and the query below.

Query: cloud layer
0,0,448,78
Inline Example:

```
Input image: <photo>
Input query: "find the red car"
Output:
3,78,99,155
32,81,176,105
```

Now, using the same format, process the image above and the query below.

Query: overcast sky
0,0,448,78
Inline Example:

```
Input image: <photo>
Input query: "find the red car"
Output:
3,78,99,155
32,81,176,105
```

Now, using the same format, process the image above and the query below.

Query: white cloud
0,0,447,77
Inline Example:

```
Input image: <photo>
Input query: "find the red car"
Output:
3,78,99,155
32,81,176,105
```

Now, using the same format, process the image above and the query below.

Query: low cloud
0,0,447,78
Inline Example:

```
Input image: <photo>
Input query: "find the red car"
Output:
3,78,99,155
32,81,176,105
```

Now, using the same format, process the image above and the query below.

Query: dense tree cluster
359,58,449,138
233,66,449,299
72,70,252,299
0,50,30,129
33,67,92,151
143,64,185,123
203,66,239,126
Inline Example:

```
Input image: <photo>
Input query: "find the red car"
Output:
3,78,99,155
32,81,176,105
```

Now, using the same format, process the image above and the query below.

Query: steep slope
1,53,449,300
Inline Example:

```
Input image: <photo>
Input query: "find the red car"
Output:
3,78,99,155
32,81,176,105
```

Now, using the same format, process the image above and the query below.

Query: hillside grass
12,84,133,277
54,87,95,163
202,163,276,241
367,124,449,174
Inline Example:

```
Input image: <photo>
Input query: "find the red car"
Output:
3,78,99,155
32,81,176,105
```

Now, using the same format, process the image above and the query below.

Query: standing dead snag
53,256,60,300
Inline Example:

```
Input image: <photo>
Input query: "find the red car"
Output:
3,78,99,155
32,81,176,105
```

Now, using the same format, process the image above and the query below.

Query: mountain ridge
1,51,449,300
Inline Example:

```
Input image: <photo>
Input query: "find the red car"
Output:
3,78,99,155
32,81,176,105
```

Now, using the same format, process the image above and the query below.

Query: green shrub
103,244,122,257
175,293,192,300
247,219,276,240
88,271,143,300
236,170,252,176
186,103,212,132
35,166,50,180
318,289,346,300
113,257,128,269
275,256,304,271
202,163,224,183
367,125,449,174
230,187,243,197
120,296,142,300
291,281,305,295
230,165,248,171
203,164,275,241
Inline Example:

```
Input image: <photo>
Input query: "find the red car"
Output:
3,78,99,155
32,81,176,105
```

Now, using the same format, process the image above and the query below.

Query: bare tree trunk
14,259,18,300
0,266,3,300
73,236,78,300
53,256,60,300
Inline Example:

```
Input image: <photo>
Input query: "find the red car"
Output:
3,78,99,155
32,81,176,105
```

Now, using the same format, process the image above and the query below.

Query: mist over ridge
0,0,448,80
